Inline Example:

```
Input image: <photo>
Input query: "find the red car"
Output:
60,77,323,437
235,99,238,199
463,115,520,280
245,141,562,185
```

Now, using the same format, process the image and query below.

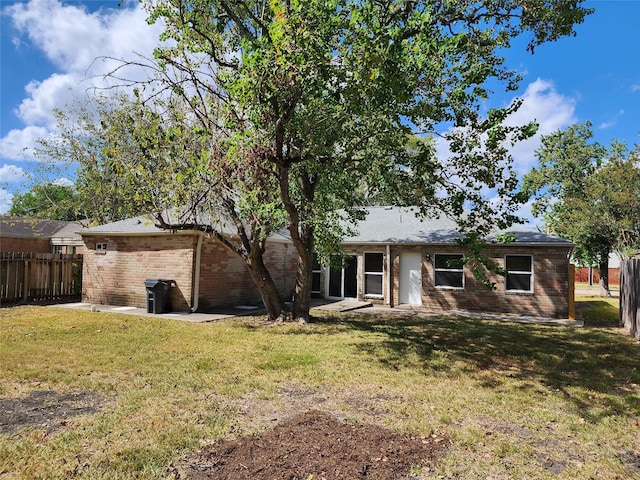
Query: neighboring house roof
343,206,573,246
0,216,84,241
80,213,293,243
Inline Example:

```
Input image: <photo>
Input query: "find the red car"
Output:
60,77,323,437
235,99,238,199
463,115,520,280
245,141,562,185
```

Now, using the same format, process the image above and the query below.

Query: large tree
8,182,85,221
42,0,592,321
523,123,640,295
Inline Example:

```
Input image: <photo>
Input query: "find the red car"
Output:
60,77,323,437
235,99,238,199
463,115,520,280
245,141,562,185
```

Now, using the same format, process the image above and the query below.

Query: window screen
364,253,384,296
505,255,533,292
434,254,463,288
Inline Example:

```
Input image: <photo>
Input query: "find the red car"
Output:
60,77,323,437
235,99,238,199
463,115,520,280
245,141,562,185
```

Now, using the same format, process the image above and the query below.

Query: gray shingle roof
342,206,572,245
0,216,84,240
81,213,292,242
81,215,173,235
80,207,572,246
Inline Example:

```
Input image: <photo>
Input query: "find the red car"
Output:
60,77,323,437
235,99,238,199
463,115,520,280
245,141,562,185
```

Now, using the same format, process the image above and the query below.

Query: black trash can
144,279,173,314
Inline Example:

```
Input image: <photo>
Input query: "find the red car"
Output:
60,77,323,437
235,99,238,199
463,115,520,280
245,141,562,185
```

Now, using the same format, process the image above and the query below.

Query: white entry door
399,252,422,305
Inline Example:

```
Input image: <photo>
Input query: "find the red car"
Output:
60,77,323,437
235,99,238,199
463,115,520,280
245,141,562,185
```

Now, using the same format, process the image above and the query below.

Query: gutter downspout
191,233,203,313
386,244,391,306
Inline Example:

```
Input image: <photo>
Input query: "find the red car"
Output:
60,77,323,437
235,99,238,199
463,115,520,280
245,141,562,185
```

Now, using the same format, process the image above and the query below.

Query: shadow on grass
304,312,640,421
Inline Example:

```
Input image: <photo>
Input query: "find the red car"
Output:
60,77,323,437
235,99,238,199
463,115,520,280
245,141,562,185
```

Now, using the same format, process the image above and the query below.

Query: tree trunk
598,255,611,297
247,251,286,322
292,247,313,323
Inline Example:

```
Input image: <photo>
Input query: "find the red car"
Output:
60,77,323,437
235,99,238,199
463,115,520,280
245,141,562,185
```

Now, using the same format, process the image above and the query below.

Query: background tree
523,122,640,295
8,182,85,221
38,0,592,321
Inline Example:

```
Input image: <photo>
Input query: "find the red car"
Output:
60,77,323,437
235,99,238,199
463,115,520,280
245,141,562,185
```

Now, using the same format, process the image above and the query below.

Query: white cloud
0,189,14,214
0,164,29,183
52,177,74,187
17,74,81,126
2,0,165,164
6,0,159,75
598,109,624,130
0,126,49,161
505,78,577,175
433,78,577,226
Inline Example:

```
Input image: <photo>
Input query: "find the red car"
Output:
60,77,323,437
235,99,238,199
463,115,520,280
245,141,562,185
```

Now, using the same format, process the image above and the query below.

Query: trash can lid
144,279,174,288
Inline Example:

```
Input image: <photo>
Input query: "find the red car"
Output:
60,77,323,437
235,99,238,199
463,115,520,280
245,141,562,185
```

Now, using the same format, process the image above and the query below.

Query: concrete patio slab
312,299,373,313
51,302,262,323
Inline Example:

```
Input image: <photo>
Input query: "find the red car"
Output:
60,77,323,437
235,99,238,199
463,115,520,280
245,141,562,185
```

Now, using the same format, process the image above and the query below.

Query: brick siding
325,244,572,319
197,239,297,310
81,233,297,312
82,234,195,310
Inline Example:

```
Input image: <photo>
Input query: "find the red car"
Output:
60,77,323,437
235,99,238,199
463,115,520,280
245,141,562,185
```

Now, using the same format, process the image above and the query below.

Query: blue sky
1,0,639,222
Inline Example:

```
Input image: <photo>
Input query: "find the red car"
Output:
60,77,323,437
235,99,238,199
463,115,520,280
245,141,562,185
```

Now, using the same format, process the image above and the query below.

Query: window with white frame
364,253,384,296
505,255,533,292
311,253,322,294
434,254,464,288
96,243,107,253
52,245,63,254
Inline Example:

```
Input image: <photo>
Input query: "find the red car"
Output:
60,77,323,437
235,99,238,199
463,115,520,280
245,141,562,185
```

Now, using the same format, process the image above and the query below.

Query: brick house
80,207,574,319
0,216,85,254
313,207,575,319
80,215,297,312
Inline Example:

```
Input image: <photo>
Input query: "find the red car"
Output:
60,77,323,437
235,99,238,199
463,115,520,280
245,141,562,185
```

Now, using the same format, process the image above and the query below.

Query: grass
577,293,620,328
1,297,639,479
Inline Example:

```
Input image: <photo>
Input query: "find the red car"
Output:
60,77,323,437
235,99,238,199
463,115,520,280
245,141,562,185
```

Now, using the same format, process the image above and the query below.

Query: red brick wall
82,234,196,310
82,234,298,311
387,245,572,319
0,237,51,253
197,239,297,310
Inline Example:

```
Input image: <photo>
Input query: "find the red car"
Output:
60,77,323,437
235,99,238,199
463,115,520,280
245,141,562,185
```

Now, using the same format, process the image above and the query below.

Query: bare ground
0,389,109,435
0,386,449,479
174,409,446,480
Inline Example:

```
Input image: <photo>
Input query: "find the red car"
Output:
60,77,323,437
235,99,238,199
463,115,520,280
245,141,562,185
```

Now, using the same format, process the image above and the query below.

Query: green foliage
8,183,85,221
523,123,640,266
523,123,640,294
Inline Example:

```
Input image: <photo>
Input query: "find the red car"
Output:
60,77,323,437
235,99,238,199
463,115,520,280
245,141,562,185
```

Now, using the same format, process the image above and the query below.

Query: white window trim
434,253,464,289
325,255,357,299
96,243,107,254
311,253,322,294
504,255,534,293
364,252,384,297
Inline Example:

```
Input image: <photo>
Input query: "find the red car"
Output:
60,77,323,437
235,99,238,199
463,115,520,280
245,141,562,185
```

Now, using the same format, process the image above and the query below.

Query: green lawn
1,298,638,479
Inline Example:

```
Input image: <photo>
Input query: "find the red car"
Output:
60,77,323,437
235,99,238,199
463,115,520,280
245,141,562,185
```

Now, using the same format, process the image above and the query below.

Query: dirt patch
174,409,448,480
0,389,109,435
618,450,640,477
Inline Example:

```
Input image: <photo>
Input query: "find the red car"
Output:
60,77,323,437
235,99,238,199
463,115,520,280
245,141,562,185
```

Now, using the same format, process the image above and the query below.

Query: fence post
620,259,640,340
569,264,575,321
22,257,30,301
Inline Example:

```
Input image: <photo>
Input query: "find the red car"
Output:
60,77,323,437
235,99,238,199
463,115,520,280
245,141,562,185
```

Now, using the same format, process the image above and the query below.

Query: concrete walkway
54,299,584,327
575,287,619,297
54,302,261,323
352,305,583,327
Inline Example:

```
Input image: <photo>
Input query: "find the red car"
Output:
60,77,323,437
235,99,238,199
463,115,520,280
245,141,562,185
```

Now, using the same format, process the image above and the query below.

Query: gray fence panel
620,259,639,340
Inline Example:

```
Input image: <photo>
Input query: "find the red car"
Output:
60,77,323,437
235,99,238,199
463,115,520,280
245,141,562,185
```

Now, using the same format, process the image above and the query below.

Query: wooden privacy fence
620,259,640,340
0,253,83,305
